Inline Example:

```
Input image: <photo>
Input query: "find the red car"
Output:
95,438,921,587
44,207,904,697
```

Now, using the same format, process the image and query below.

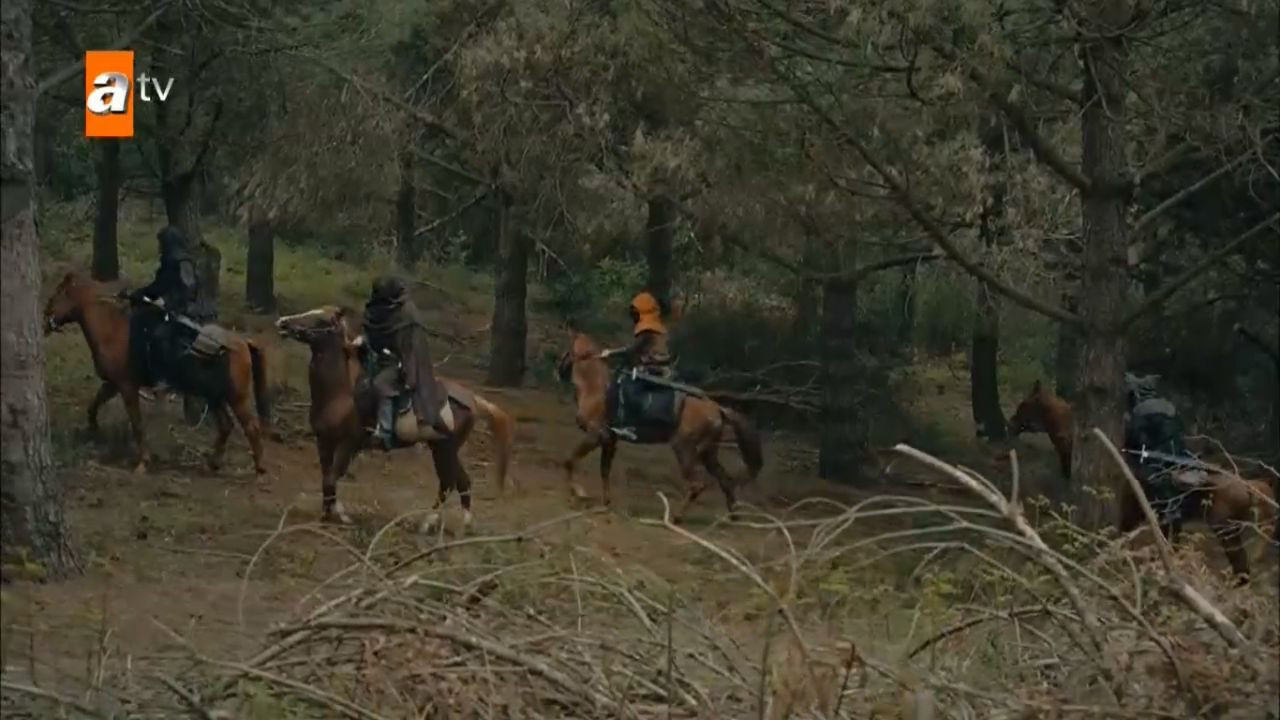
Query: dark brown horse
43,270,270,476
555,329,763,523
1010,380,1278,581
275,305,515,529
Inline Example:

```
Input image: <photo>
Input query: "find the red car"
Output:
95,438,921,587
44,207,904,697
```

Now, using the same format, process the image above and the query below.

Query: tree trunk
1070,4,1133,529
245,203,275,312
971,117,1007,441
91,139,122,281
644,194,676,310
1,0,76,580
818,278,867,482
395,149,422,268
971,281,1005,440
162,178,220,425
1055,292,1081,400
896,263,919,357
486,190,528,386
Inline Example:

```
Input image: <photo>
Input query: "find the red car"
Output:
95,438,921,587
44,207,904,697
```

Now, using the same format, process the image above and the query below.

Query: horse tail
720,406,764,484
247,340,272,426
473,393,516,493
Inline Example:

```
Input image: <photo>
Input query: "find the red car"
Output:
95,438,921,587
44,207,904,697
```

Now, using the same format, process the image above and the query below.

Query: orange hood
630,292,666,336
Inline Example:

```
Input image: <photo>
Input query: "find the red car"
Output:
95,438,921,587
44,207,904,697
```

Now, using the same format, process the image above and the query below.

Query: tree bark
896,263,919,357
245,203,275,312
1070,3,1133,529
971,117,1007,441
394,148,422,268
1054,292,1081,400
818,278,867,482
1,0,76,580
644,194,676,310
91,139,122,281
486,189,528,386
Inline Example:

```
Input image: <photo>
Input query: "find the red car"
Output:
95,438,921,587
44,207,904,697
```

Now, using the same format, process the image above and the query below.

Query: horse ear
1031,379,1042,394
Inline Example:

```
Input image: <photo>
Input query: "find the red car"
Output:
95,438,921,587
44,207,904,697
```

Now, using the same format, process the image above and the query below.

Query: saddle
355,344,464,445
172,317,233,359
606,368,696,441
390,387,457,444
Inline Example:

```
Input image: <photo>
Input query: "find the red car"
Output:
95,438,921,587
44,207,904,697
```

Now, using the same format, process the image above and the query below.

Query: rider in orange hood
601,291,673,379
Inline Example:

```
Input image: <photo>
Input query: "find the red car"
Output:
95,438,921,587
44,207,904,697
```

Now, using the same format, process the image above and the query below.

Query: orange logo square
85,51,134,138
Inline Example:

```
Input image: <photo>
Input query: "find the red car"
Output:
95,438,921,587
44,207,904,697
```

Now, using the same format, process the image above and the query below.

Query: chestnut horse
555,330,763,523
43,270,270,476
1010,380,1278,582
275,305,515,529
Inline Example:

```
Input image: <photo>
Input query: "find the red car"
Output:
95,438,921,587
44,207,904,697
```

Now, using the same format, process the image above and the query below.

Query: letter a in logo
85,51,135,138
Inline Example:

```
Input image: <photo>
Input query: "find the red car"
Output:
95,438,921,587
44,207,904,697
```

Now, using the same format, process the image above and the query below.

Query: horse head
556,328,604,383
43,270,94,335
275,305,350,348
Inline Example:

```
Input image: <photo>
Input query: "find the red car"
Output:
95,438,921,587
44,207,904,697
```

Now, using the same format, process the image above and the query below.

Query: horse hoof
132,462,149,475
461,510,474,533
322,501,352,525
419,512,442,535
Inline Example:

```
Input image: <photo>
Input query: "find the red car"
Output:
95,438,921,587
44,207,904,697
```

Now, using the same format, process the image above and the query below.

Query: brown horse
274,305,515,529
1009,380,1073,479
555,329,764,523
1010,380,1278,582
43,270,270,476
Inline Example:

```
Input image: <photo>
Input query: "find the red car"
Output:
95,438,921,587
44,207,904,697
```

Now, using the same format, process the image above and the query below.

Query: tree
91,139,122,280
244,203,276,312
485,189,529,386
1,0,75,580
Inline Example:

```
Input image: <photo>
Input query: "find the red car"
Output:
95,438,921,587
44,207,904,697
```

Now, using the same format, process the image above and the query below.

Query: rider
1123,372,1190,524
599,290,673,380
361,276,450,449
122,226,198,396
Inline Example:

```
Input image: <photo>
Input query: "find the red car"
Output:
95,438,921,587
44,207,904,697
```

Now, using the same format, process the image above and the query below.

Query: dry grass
5,442,1275,720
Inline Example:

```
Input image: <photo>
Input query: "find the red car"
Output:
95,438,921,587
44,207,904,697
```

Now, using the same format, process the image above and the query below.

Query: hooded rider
600,290,673,380
1123,372,1189,523
122,226,198,393
362,276,450,449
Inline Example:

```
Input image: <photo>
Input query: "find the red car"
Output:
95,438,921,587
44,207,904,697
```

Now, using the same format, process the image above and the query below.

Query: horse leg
700,446,739,520
423,440,472,534
671,436,707,525
121,388,151,474
1207,494,1251,585
599,436,618,509
86,382,117,436
206,404,234,472
320,439,356,525
229,397,268,477
563,432,603,505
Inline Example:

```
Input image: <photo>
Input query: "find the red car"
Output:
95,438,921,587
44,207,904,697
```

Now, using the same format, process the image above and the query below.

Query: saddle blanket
608,373,684,431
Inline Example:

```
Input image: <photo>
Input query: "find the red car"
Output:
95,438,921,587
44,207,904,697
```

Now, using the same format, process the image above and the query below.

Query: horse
1009,379,1278,583
1008,380,1074,479
555,329,764,523
274,305,515,530
43,270,271,476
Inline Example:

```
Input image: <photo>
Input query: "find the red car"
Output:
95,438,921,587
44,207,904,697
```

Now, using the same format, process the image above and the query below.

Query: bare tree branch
36,3,171,96
1130,146,1260,245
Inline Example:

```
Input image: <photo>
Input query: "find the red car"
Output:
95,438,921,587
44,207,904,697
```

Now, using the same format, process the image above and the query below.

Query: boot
374,397,396,450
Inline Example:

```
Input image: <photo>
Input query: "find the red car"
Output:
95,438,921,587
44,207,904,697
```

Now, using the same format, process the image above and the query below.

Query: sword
1121,447,1216,473
628,369,708,398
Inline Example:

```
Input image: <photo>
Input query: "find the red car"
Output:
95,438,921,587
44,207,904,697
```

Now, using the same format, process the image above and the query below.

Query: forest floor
3,202,1268,717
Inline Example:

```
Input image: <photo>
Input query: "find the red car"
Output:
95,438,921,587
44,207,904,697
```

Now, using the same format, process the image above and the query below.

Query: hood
630,291,666,336
157,226,191,262
370,276,408,306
